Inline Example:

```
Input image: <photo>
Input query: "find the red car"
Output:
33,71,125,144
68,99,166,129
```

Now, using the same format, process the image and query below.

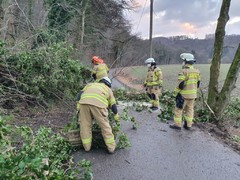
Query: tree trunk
207,0,231,111
80,0,90,45
215,44,240,118
0,0,4,39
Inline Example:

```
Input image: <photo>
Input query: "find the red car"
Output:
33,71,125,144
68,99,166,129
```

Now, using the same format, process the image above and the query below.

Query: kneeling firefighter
77,77,119,154
144,58,163,110
170,53,201,130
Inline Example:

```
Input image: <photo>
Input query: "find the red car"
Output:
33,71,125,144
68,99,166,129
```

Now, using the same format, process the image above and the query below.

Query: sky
125,0,240,39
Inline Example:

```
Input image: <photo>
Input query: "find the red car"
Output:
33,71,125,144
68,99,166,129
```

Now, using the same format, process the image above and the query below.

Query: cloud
126,0,239,39
154,0,220,26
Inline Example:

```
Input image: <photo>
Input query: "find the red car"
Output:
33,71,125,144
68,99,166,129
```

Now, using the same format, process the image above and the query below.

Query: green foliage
116,133,131,149
195,108,212,122
195,98,240,123
132,102,148,112
158,90,175,122
32,29,63,48
121,108,138,129
79,159,93,180
3,41,91,102
43,0,77,41
0,114,92,179
224,98,240,116
231,135,240,143
114,89,148,101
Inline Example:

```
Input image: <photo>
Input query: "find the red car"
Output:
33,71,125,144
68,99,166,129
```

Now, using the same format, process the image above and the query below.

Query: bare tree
207,0,240,120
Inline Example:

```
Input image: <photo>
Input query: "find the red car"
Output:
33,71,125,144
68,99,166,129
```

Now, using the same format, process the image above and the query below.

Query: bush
0,114,92,179
1,41,91,105
114,89,148,101
224,98,240,116
195,108,212,122
158,90,175,121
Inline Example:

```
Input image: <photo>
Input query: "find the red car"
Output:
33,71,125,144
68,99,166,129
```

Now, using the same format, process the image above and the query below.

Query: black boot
183,121,191,130
169,124,181,130
150,106,158,111
107,148,115,154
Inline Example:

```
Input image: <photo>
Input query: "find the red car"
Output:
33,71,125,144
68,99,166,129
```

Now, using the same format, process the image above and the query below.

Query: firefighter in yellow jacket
77,77,119,154
144,58,163,111
91,56,109,82
170,53,201,130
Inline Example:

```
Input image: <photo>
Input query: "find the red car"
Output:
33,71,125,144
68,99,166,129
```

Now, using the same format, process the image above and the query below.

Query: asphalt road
73,71,240,180
73,109,240,180
109,69,129,90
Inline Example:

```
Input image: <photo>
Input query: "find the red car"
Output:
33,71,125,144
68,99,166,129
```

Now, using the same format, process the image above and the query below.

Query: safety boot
107,147,115,154
183,121,191,130
150,106,158,111
83,145,91,152
169,124,181,130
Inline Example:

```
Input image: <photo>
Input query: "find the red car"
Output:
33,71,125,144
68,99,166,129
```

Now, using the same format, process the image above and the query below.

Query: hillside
148,35,240,64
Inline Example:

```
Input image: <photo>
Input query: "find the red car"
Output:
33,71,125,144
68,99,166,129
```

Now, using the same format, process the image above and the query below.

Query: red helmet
92,56,103,64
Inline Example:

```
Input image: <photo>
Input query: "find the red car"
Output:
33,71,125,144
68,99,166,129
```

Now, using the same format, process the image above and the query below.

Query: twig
204,100,217,119
48,121,64,129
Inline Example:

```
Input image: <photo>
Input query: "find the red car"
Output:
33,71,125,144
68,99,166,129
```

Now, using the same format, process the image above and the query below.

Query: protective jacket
92,63,109,82
144,67,163,87
173,65,200,99
79,82,115,108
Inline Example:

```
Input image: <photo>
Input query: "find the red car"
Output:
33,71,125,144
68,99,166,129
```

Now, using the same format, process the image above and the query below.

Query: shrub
158,90,175,121
114,89,148,101
0,114,92,179
1,41,91,105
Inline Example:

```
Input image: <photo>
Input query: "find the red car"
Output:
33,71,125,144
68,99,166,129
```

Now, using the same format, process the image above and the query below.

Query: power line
134,0,148,34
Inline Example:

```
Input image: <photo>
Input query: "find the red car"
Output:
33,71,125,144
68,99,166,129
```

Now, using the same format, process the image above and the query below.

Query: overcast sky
125,0,240,39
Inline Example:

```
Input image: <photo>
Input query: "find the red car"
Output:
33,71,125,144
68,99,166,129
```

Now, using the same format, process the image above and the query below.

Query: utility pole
149,0,153,58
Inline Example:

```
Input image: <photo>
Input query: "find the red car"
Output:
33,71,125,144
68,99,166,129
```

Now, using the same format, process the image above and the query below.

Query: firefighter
91,56,109,82
144,58,163,111
77,77,119,154
170,53,201,130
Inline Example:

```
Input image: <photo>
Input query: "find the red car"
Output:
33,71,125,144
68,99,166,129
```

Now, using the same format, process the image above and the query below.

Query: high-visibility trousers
79,104,116,152
173,99,195,127
147,86,162,107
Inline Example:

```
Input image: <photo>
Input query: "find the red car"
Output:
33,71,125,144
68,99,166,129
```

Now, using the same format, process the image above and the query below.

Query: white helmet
180,53,195,62
99,77,111,88
145,58,155,64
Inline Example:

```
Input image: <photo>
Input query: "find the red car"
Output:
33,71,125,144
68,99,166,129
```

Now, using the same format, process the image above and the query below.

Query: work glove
92,73,96,80
76,102,80,111
176,93,184,109
114,113,120,125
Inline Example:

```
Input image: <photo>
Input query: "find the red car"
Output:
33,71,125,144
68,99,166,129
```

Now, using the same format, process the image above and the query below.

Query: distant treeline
126,34,240,66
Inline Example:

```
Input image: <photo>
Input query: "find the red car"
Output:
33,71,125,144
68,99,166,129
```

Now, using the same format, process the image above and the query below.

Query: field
117,64,240,97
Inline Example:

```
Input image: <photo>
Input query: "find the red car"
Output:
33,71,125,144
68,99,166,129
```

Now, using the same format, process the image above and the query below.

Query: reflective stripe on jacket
145,67,163,86
174,65,200,99
79,82,116,108
92,63,109,81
